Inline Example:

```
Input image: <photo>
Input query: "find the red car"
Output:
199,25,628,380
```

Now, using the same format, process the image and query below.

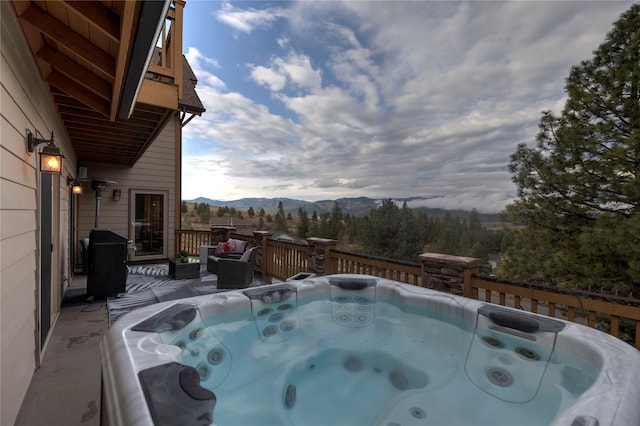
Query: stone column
307,238,338,276
419,253,484,296
253,231,273,275
209,226,236,245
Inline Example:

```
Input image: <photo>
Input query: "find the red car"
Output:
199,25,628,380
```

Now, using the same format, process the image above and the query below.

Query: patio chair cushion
207,239,249,274
213,238,247,256
238,248,253,262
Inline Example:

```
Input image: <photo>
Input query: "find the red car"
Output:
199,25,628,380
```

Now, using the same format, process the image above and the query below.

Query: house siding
1,3,76,424
77,117,179,262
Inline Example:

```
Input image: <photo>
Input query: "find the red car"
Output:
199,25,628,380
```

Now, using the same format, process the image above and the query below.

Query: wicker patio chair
216,247,257,289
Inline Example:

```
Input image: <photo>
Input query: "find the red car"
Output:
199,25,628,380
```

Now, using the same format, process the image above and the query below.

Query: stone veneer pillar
209,226,236,245
307,237,338,276
419,253,484,296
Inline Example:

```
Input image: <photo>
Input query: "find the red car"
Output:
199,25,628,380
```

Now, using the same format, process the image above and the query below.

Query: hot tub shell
101,274,640,426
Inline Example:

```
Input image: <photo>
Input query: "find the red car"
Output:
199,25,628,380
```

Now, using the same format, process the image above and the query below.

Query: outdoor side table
200,245,217,264
169,259,200,279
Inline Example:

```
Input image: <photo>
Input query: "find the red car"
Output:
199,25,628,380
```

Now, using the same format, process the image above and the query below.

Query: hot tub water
156,281,596,425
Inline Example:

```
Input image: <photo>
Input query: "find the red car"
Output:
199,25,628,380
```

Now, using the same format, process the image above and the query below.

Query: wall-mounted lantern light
67,177,83,194
112,189,122,201
27,130,63,174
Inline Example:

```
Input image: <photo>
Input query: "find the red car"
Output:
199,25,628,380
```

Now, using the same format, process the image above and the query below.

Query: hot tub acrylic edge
101,274,640,426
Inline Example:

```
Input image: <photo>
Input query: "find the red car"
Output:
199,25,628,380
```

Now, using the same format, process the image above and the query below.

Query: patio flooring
15,264,275,426
15,274,106,426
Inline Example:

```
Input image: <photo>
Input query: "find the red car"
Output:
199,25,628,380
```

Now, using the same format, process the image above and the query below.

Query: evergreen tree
394,201,422,260
327,201,345,239
197,202,211,223
247,206,255,218
503,5,640,293
275,201,287,231
296,207,310,238
362,199,406,259
181,200,188,213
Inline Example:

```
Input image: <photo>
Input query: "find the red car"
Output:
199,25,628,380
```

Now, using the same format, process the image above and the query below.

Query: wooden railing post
419,253,484,296
253,231,272,276
307,238,338,276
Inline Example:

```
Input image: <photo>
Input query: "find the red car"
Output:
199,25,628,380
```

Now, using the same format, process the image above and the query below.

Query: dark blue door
40,173,52,348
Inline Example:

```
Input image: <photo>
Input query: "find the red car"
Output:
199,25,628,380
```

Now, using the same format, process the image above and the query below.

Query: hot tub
101,274,640,426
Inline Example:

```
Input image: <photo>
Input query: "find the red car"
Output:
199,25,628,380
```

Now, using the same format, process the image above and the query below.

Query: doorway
40,173,52,348
130,190,168,260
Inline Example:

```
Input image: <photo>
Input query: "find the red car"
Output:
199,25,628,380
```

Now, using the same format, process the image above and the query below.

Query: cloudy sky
181,1,634,213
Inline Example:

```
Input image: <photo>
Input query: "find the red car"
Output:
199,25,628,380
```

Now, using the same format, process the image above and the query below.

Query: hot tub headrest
329,277,377,291
132,304,197,333
479,305,565,333
243,284,296,303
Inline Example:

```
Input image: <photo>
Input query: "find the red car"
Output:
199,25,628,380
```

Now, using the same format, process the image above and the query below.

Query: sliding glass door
130,190,168,260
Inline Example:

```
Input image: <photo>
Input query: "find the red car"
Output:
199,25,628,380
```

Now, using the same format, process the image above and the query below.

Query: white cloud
249,53,322,92
216,2,285,34
181,1,635,212
249,65,287,91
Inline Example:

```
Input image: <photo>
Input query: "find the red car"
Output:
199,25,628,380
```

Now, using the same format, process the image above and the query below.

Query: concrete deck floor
15,274,106,426
14,266,276,425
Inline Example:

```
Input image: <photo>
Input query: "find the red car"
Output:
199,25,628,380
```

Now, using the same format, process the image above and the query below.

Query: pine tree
197,203,211,223
503,5,640,293
296,207,310,238
275,201,287,231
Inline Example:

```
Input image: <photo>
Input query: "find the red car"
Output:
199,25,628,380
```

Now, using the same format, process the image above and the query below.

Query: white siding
1,4,77,424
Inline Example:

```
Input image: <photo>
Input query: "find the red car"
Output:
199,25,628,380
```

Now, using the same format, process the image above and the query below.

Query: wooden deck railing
327,249,423,286
147,0,183,97
176,230,639,348
467,274,640,349
263,240,308,281
175,230,212,256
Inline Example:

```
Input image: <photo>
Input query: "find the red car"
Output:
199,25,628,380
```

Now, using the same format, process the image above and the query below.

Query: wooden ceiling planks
11,0,176,167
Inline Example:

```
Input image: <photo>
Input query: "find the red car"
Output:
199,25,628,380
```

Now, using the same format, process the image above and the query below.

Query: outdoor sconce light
67,177,83,195
27,130,63,174
112,189,122,201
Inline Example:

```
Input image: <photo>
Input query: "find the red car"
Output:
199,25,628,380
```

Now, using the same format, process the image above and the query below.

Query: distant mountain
185,196,500,222
188,197,309,210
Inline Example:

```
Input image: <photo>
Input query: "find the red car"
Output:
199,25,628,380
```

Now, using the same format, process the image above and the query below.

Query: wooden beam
37,46,112,100
110,1,137,120
67,128,147,144
19,3,115,77
59,112,156,132
65,121,153,137
137,79,178,110
173,0,185,99
63,0,120,42
47,71,110,117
